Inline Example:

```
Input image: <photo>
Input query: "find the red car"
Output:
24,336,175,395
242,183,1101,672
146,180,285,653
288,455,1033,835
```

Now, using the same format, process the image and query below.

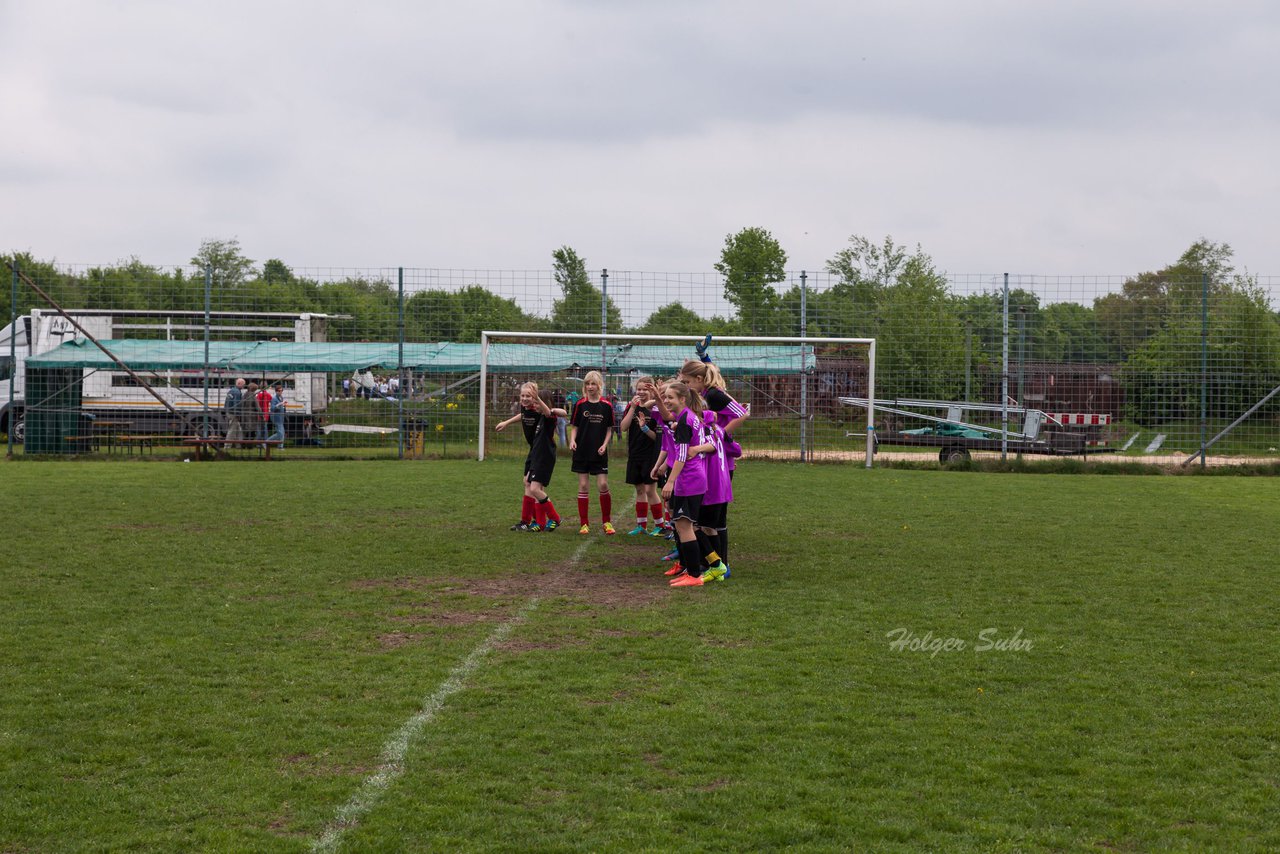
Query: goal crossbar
478,331,876,466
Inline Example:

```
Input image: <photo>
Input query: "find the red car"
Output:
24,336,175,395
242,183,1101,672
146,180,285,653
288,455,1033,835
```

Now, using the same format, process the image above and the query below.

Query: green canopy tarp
26,340,816,375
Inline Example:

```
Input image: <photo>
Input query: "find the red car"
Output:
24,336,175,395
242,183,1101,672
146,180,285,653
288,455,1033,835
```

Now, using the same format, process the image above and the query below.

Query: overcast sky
2,0,1277,281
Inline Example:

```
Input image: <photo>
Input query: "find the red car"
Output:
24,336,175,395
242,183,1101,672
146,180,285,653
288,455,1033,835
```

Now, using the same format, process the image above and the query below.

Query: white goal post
478,331,877,467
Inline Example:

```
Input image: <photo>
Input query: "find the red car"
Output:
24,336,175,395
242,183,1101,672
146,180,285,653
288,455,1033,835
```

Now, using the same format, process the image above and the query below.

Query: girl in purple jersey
679,360,748,566
693,410,732,581
661,382,717,588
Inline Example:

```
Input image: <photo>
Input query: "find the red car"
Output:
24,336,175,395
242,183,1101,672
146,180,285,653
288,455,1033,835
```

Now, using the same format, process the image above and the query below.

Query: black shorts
625,452,660,485
697,502,727,529
525,453,555,486
571,455,608,475
668,492,703,523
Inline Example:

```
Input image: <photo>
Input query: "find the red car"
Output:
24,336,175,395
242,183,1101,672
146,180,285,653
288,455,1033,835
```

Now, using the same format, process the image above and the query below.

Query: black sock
678,539,703,577
717,528,728,563
695,529,715,567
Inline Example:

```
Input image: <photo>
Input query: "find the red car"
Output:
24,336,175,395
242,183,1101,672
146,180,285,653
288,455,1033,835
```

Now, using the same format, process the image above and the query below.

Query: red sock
521,495,535,524
578,492,590,525
545,500,561,523
635,502,647,527
600,492,612,523
534,500,547,527
650,503,664,524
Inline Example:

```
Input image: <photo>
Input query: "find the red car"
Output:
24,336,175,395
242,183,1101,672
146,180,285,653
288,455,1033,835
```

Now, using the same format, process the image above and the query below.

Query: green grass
2,461,1278,851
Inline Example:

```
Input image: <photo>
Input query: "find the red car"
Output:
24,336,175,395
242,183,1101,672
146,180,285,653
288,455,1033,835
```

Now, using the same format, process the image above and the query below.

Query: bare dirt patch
279,753,375,778
376,631,422,649
494,637,585,653
355,562,673,611
389,611,497,627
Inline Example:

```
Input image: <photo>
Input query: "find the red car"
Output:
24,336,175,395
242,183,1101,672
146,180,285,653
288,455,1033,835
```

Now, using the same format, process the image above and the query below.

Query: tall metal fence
4,259,1279,465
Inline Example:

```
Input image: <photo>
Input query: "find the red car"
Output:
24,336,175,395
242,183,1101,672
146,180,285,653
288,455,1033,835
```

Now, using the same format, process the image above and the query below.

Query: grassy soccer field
1,460,1277,852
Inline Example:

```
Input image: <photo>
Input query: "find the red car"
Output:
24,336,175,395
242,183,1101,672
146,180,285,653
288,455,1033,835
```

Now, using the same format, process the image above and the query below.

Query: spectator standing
224,377,246,448
255,383,273,441
268,383,287,446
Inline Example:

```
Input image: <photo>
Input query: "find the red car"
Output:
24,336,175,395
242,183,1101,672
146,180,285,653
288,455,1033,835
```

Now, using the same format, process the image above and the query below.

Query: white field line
311,538,592,853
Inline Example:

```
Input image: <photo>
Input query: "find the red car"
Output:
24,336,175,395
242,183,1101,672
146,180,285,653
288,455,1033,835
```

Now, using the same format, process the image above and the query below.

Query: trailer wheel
186,414,225,439
940,446,970,463
11,412,24,444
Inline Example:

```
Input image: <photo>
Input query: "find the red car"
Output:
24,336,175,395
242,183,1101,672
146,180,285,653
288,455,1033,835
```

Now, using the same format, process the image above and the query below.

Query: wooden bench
116,435,189,456
62,435,101,452
182,438,283,460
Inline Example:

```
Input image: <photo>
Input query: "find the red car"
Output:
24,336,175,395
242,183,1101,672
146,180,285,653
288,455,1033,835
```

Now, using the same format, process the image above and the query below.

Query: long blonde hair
665,381,704,416
680,360,726,390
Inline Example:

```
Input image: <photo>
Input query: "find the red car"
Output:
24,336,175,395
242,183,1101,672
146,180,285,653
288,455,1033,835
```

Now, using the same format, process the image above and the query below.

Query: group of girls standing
497,358,748,588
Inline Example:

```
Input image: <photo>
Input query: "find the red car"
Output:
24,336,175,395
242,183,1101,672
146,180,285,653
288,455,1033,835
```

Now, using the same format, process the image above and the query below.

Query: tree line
6,233,1280,421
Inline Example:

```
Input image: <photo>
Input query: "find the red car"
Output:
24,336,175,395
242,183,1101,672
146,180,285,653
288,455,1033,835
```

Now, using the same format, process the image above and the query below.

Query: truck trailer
0,309,337,443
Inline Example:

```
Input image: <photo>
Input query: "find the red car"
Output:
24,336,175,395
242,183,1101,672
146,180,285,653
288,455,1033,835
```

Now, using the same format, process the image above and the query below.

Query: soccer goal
478,331,877,466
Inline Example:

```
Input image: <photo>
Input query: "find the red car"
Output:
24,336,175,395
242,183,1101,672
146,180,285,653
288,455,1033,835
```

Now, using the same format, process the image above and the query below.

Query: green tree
406,289,463,341
1,253,70,320
262,259,295,286
1094,239,1239,358
714,227,787,334
1038,302,1112,363
191,238,256,289
453,286,541,341
956,288,1044,369
873,253,966,400
825,234,908,305
816,235,964,399
1116,240,1280,423
549,246,622,332
635,302,712,336
313,277,398,340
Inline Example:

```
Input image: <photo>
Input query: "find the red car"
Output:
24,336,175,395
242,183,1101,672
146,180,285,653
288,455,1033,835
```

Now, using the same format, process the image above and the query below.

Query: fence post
799,270,807,462
964,320,972,402
1200,271,1208,468
1001,273,1009,462
398,266,405,461
1016,304,1026,461
7,261,16,458
202,266,211,439
600,268,608,375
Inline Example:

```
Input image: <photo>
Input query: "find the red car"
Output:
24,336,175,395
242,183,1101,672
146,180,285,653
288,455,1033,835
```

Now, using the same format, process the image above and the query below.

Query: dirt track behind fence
743,448,1280,468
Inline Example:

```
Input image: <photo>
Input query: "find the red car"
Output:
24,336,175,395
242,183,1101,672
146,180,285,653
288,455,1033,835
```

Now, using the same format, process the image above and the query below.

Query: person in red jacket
255,383,273,442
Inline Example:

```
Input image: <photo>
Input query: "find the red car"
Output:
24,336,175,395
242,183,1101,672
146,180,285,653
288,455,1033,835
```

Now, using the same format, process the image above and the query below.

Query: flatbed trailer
840,396,1114,462
872,430,1112,462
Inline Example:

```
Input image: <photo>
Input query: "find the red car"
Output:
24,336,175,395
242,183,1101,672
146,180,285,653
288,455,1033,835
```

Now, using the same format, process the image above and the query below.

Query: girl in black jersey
619,375,663,534
495,382,565,532
570,370,616,535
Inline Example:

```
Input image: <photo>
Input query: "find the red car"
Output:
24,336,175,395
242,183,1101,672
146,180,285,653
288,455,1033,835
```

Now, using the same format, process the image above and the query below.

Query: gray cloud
0,0,1277,279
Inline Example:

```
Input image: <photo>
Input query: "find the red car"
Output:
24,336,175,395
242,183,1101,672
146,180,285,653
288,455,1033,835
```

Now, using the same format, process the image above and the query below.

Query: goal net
479,332,877,466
